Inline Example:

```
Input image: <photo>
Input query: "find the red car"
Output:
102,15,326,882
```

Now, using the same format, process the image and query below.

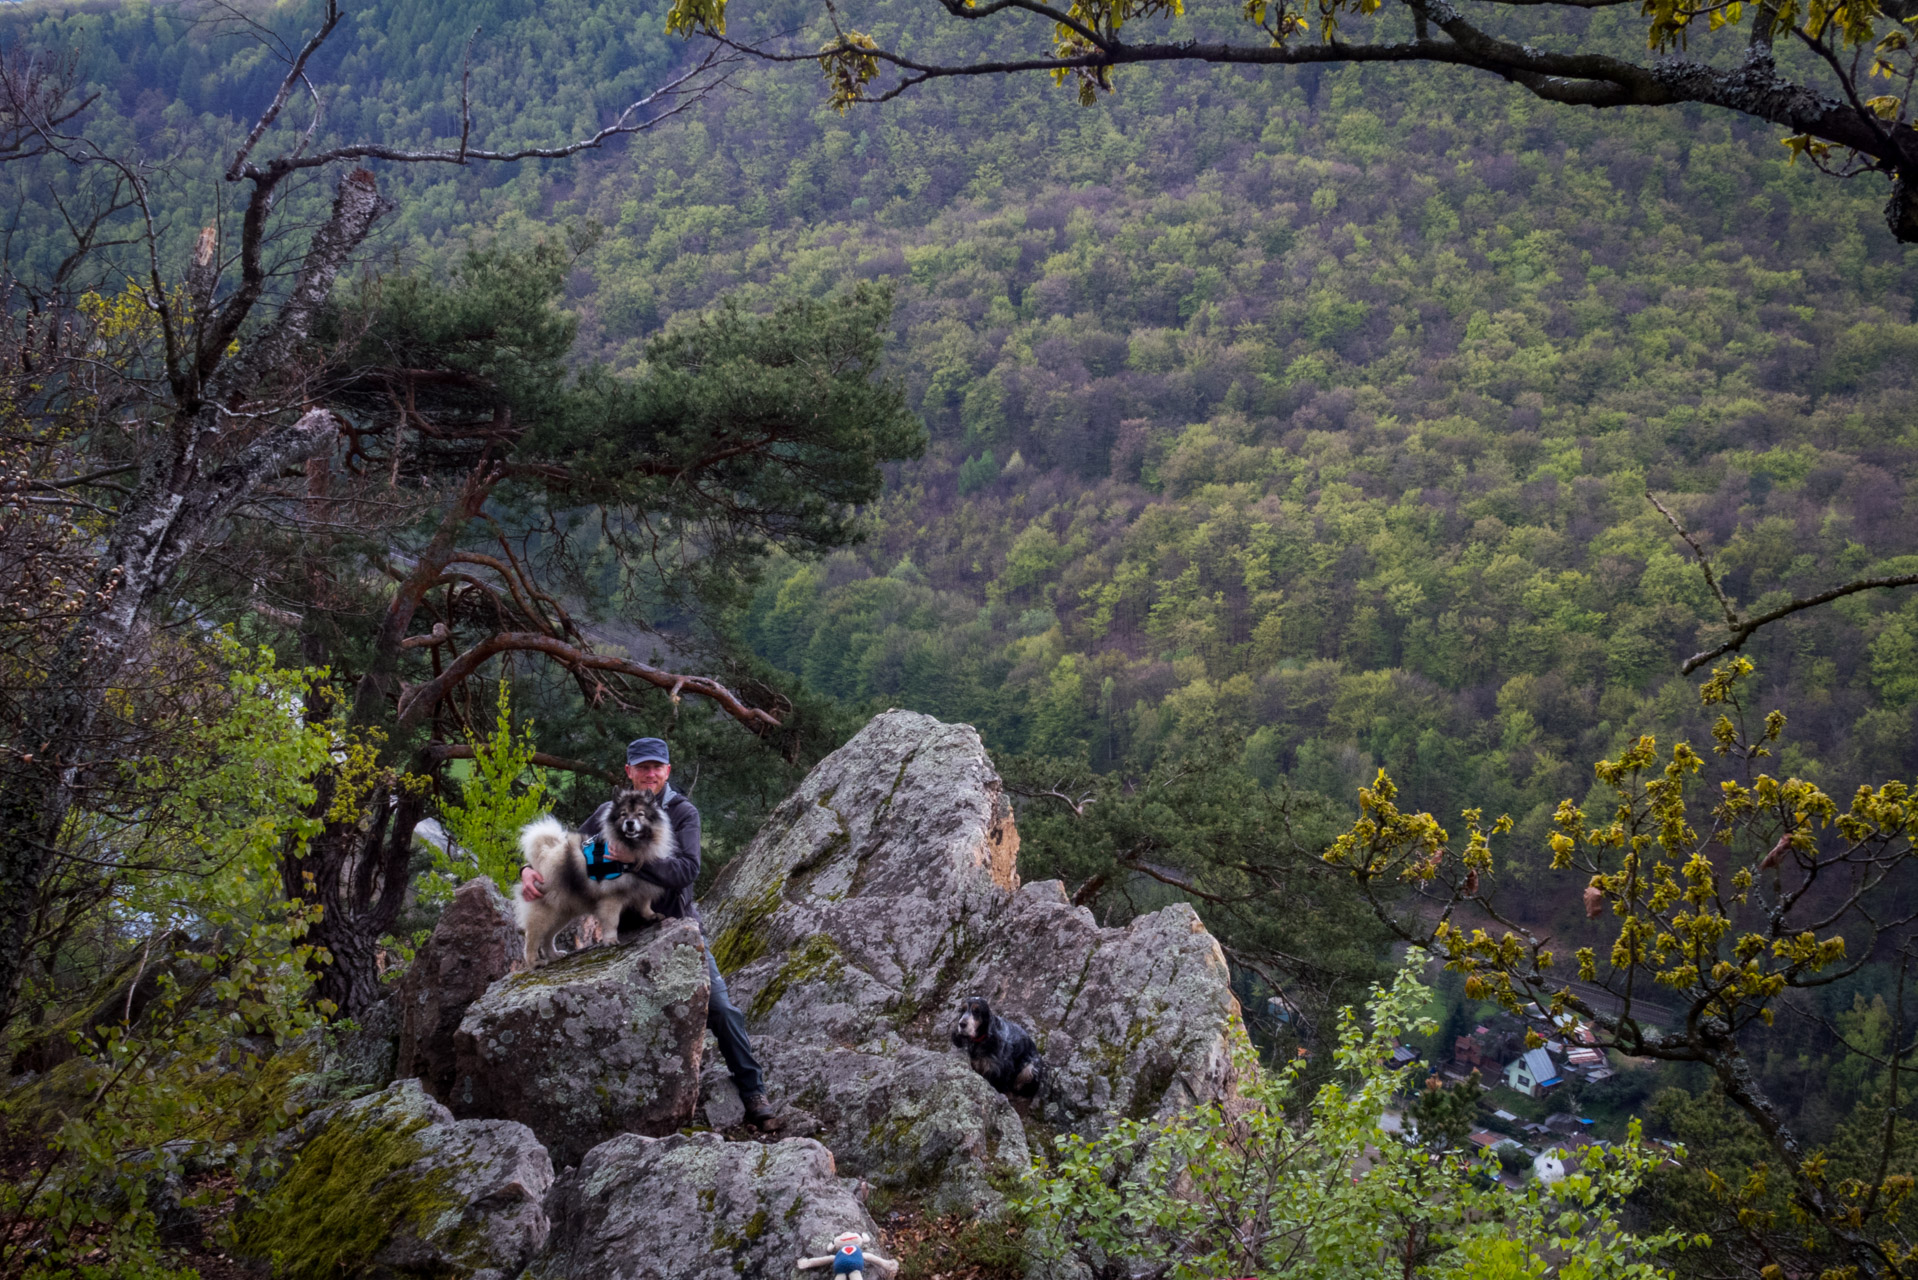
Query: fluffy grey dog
514,789,675,968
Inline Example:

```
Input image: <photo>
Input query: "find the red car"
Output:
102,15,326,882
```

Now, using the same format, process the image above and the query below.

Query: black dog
951,996,1045,1099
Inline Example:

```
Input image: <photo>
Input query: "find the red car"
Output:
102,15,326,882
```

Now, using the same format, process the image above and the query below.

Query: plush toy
796,1231,898,1280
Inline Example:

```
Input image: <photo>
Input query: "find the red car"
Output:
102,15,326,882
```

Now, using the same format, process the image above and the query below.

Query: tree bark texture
285,777,426,1017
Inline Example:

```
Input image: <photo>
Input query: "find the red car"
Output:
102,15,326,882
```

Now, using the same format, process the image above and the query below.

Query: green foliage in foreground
1018,953,1687,1279
1320,657,1918,1277
438,684,553,898
0,639,332,1280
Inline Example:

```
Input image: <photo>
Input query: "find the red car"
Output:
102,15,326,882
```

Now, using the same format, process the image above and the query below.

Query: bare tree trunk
284,472,492,1019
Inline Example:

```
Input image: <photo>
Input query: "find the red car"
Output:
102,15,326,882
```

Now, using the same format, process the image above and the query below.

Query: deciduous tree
673,0,1918,242
1323,658,1918,1276
0,0,742,1025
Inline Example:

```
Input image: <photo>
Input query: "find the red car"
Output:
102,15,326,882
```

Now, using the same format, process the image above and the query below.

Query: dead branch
395,630,780,733
1651,492,1918,673
1005,780,1098,816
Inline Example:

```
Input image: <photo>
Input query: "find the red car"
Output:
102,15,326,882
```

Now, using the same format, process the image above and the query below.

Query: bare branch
224,0,345,181
1681,572,1918,673
721,0,1914,232
1653,492,1918,672
0,46,98,162
459,26,480,164
1649,491,1740,628
232,43,738,180
1005,780,1098,816
395,631,781,734
424,741,621,786
13,465,138,492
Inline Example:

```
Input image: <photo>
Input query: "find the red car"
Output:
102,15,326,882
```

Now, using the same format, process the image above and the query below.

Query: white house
1503,1047,1561,1098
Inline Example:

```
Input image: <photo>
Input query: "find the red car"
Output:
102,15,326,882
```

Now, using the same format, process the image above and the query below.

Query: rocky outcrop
699,710,1247,1211
529,1132,876,1280
320,708,1247,1246
450,918,709,1167
397,877,521,1102
235,1079,551,1280
955,880,1242,1121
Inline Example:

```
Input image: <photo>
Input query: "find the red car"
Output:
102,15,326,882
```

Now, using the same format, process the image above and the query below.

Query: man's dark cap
626,737,671,766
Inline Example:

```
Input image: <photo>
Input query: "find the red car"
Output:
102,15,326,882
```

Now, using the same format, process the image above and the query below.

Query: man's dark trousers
704,947,763,1096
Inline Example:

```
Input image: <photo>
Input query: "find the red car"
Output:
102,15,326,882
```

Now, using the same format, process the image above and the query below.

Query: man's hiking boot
742,1092,782,1131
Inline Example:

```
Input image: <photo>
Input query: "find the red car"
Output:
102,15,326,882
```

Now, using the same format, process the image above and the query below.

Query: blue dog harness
832,1244,865,1275
581,838,632,883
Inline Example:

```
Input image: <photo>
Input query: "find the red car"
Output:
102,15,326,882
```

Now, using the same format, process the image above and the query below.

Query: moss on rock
747,934,844,1022
709,878,782,977
232,1100,458,1280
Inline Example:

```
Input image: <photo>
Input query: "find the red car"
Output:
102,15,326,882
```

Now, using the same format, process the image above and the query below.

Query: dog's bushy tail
514,815,570,931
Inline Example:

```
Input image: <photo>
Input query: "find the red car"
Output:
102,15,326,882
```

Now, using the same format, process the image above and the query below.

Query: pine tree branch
423,742,622,786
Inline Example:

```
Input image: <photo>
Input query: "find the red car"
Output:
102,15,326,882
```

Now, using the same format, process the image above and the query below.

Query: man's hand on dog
520,866,545,901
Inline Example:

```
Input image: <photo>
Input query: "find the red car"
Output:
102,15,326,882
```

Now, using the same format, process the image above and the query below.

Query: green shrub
1016,953,1684,1279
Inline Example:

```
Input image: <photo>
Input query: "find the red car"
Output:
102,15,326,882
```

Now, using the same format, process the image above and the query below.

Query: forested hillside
568,15,1918,862
9,0,1915,859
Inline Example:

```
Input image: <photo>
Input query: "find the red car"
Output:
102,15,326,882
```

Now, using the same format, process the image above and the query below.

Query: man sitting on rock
519,736,781,1132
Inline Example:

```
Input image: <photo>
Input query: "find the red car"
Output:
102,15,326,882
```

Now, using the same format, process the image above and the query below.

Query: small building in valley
1504,1047,1561,1098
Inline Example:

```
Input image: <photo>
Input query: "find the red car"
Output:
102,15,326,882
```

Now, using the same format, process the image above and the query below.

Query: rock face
235,1079,551,1280
302,708,1247,1253
529,1132,876,1280
761,1040,1027,1213
323,992,400,1098
397,877,521,1102
699,710,1247,1212
450,918,710,1167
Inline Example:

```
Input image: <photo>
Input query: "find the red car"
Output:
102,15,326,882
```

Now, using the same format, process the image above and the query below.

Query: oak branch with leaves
670,0,1918,243
1323,657,1918,1277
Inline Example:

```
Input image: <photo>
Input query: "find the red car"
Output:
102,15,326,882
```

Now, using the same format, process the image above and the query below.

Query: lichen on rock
449,917,709,1167
396,876,520,1103
696,710,1249,1214
529,1131,876,1280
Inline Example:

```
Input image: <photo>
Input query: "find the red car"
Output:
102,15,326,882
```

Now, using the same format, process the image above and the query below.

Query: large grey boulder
763,1040,1028,1213
450,918,709,1167
530,1131,877,1280
397,877,521,1102
698,710,1247,1211
233,1079,551,1280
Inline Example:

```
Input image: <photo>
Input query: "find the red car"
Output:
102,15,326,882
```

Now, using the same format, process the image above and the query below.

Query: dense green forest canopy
13,0,1915,951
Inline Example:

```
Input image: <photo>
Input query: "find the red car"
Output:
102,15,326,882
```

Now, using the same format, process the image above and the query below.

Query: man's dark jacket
579,787,701,923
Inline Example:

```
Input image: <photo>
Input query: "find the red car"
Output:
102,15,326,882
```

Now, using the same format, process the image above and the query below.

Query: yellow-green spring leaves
820,32,882,112
664,0,726,37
